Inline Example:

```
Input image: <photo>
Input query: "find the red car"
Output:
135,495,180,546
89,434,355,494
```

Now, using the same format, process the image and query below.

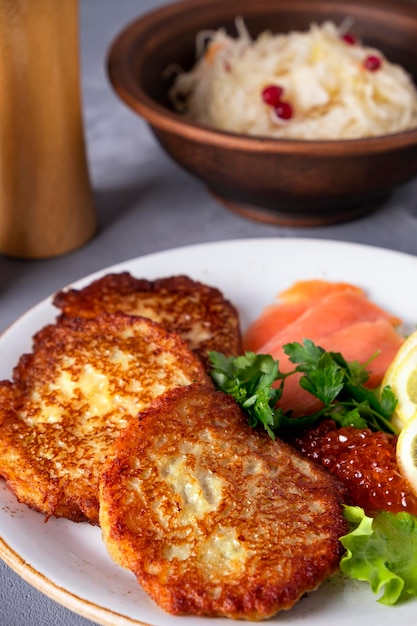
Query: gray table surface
1,1,417,624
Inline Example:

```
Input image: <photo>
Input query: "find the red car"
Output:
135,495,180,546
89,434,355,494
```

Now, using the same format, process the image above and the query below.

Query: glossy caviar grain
289,420,417,516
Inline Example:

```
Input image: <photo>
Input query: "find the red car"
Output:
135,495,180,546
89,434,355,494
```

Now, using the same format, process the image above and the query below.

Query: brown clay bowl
107,0,417,226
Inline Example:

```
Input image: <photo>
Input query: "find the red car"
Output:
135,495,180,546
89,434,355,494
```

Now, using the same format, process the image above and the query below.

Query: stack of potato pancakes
0,273,347,620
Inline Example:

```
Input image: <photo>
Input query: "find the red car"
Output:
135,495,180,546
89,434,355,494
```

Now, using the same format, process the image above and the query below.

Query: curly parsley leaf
209,351,288,438
340,506,417,605
284,339,397,433
209,339,398,437
297,351,345,404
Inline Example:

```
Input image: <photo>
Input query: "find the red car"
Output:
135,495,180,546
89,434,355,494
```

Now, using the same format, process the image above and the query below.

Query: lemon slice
381,329,417,431
396,412,417,497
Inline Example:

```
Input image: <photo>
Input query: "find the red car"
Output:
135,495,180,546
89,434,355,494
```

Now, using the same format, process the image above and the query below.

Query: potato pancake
0,313,209,524
99,383,347,620
53,273,242,369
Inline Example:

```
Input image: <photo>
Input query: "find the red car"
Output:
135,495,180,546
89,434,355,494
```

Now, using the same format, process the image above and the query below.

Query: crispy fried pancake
99,383,348,620
0,313,209,524
53,273,242,369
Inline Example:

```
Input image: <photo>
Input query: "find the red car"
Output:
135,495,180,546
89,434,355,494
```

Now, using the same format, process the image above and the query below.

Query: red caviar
289,420,417,516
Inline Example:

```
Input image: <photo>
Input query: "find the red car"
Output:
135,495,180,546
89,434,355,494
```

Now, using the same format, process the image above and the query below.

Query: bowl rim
107,0,417,156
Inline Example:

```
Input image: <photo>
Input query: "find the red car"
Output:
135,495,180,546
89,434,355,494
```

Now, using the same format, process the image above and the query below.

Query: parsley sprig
209,339,398,438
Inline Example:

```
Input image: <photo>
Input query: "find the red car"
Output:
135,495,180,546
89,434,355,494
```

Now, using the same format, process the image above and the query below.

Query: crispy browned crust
0,313,210,524
53,273,242,369
99,384,348,620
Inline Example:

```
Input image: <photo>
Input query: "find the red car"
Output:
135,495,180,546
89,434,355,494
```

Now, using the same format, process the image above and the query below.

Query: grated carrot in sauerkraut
169,19,417,140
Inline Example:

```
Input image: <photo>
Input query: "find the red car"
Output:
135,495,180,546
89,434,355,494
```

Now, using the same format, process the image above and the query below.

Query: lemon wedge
381,329,417,431
396,412,417,497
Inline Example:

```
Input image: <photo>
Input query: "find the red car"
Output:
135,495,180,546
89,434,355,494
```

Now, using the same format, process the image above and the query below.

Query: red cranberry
342,32,357,45
261,84,284,107
363,55,382,71
274,101,293,120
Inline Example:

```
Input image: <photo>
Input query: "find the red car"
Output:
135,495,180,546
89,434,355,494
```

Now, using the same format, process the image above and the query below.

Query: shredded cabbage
169,19,417,140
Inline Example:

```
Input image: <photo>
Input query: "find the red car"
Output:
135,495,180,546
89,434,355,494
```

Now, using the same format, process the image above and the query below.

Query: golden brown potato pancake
0,313,209,524
99,383,348,620
53,273,242,369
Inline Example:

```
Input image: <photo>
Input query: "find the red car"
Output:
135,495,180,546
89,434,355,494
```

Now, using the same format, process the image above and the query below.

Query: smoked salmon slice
278,279,364,304
317,318,404,389
275,318,404,416
244,279,404,417
243,301,309,353
258,290,401,357
244,280,365,352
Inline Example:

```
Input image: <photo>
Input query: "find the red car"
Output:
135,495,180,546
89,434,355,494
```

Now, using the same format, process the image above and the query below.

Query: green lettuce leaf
340,505,417,605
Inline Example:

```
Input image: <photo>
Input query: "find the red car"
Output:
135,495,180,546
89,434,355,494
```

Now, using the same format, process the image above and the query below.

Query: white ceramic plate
1,237,417,626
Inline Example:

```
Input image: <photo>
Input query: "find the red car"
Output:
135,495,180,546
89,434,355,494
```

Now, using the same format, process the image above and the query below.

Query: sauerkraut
169,19,417,140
